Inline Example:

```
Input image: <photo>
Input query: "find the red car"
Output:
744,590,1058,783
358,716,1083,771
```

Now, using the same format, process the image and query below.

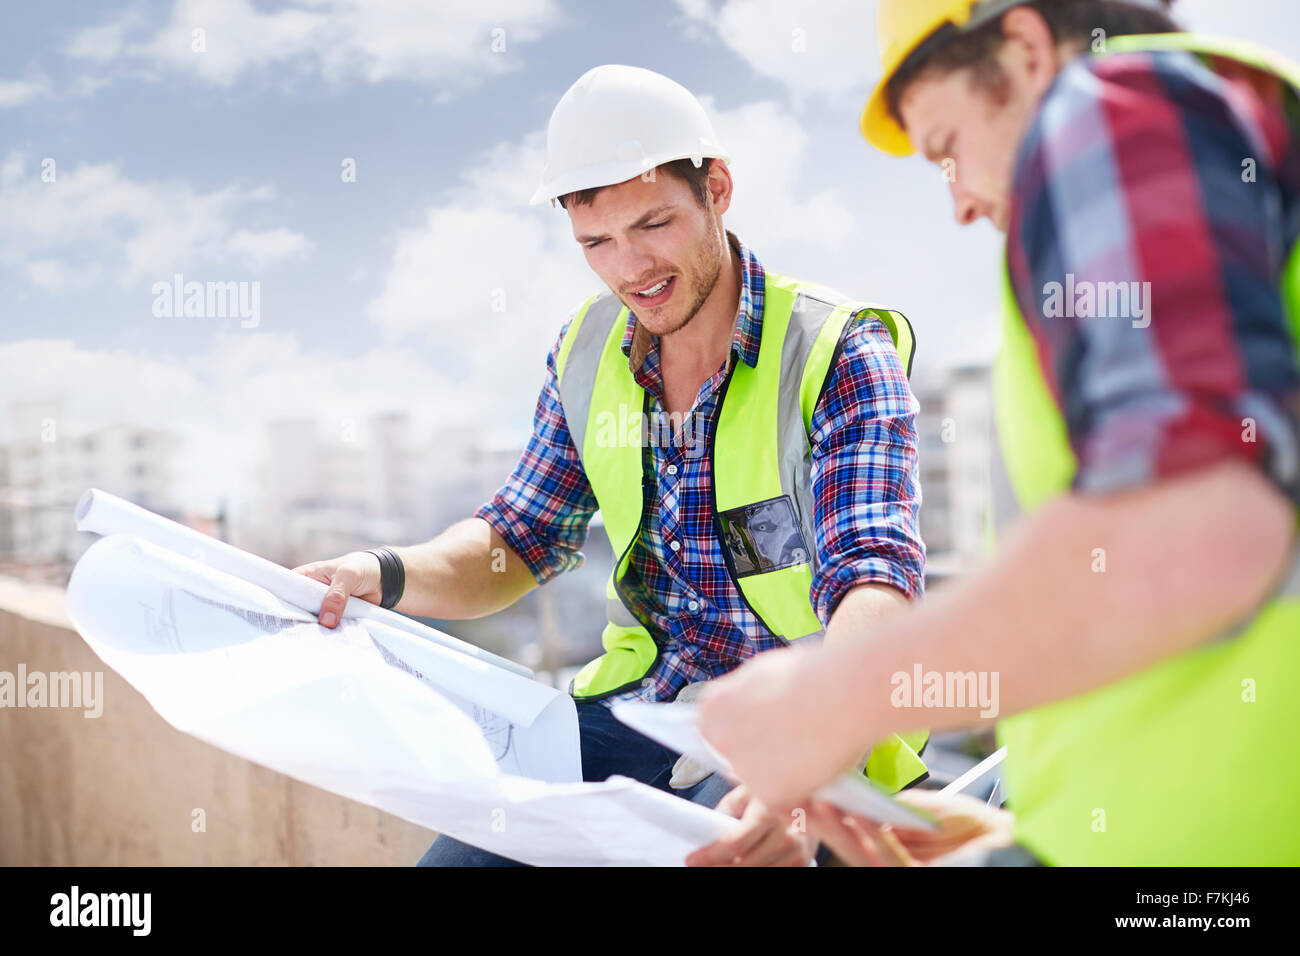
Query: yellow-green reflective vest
555,272,929,792
992,33,1300,865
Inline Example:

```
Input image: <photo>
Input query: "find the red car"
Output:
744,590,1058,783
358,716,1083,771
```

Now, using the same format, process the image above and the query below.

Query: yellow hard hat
862,0,1024,156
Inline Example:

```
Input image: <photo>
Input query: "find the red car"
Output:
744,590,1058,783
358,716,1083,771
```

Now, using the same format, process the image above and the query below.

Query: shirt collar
621,230,765,373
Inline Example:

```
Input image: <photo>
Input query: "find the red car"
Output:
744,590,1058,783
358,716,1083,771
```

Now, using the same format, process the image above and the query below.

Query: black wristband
367,547,405,610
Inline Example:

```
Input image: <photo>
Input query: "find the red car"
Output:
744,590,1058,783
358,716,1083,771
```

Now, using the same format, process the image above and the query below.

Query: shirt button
687,600,700,612
665,464,678,476
669,540,681,553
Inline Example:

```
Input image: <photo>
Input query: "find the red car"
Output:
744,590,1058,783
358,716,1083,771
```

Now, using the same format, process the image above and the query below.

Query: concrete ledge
0,575,436,865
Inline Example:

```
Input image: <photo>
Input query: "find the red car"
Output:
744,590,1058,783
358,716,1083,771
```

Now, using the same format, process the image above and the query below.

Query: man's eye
584,239,605,249
646,221,668,229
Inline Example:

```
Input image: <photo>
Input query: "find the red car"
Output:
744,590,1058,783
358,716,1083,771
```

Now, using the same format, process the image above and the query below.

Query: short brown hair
886,0,1180,124
557,157,714,210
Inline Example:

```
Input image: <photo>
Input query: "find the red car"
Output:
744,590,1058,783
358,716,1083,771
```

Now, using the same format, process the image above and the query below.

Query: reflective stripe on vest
992,33,1300,865
555,272,928,792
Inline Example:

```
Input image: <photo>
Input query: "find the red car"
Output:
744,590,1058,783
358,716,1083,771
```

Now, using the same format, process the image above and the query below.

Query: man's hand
697,644,864,811
809,790,1015,866
293,551,383,628
701,462,1298,813
685,784,816,867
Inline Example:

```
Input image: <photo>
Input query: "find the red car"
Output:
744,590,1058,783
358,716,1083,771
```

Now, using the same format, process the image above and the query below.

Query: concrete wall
0,577,436,865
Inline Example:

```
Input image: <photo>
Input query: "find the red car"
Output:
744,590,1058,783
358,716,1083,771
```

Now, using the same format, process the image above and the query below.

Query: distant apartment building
253,413,428,565
911,366,995,581
251,413,612,669
253,414,538,562
0,400,178,570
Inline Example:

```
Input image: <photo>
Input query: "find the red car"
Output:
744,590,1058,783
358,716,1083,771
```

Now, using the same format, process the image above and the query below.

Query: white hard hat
530,64,731,206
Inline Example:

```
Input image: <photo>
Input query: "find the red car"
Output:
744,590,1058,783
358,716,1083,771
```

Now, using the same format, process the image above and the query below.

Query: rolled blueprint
66,532,734,863
75,488,533,680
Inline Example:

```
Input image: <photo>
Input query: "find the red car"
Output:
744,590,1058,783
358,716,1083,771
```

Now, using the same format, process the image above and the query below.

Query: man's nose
951,181,986,227
615,242,657,287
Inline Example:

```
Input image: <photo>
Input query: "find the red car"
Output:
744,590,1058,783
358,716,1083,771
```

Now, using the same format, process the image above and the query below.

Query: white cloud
675,0,1300,105
0,335,468,510
0,152,313,289
675,0,876,98
0,73,110,106
64,5,147,63
366,130,591,413
228,228,315,267
708,98,857,250
0,76,51,107
68,0,563,93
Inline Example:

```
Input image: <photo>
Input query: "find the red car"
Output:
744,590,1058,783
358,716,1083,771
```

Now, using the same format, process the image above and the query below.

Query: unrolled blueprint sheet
65,491,737,865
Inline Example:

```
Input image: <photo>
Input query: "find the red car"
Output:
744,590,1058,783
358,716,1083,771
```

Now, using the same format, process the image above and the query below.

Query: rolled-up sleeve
473,315,600,585
808,314,926,621
1008,51,1300,506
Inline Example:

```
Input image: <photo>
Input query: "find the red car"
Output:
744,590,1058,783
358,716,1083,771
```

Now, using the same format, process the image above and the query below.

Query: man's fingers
714,785,749,818
685,807,770,866
685,824,764,866
809,803,878,866
318,566,360,628
732,822,808,867
860,820,917,866
809,801,907,867
293,562,332,584
688,796,813,867
292,553,385,628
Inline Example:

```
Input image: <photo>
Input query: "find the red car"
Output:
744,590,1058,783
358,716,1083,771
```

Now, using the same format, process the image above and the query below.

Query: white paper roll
74,488,534,681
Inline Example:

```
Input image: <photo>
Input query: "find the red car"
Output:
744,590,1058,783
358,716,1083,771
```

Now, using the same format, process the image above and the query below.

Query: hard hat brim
863,0,1033,157
530,150,732,206
861,78,916,157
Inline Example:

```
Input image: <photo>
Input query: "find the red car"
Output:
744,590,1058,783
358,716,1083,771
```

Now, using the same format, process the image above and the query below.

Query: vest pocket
717,494,810,576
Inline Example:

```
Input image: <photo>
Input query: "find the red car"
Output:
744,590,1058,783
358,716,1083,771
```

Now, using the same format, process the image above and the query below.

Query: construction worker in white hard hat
295,64,932,866
698,0,1300,866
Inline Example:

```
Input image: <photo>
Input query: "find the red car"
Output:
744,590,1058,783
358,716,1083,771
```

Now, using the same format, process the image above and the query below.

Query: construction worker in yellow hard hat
698,0,1300,866
296,63,932,866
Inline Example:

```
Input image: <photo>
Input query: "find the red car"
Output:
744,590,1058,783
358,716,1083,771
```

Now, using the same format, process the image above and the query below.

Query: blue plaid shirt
475,233,924,704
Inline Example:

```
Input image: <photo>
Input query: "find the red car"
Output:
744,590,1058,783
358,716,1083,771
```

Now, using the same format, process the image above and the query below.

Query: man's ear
707,159,734,216
998,6,1062,96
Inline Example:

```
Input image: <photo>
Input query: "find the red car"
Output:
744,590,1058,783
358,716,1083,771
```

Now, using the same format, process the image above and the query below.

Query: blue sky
4,0,1300,508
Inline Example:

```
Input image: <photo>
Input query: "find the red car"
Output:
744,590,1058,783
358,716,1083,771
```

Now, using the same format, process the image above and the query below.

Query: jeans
415,698,736,866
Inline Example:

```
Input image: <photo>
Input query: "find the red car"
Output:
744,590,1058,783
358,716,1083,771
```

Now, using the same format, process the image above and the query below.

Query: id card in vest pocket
717,495,811,576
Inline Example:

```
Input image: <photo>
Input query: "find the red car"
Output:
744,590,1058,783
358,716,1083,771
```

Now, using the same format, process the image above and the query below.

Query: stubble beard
647,230,726,338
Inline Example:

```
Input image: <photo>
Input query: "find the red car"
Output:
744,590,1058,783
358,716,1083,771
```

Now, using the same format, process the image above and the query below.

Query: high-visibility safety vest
555,271,929,792
992,34,1300,865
